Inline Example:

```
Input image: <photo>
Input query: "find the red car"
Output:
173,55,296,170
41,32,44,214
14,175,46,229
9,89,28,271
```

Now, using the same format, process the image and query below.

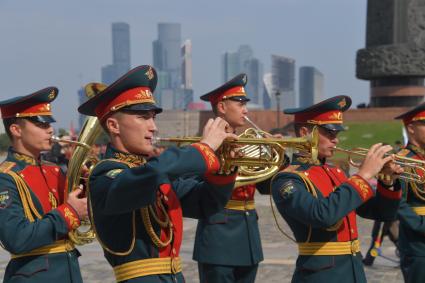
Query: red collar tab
294,110,343,125
210,86,246,105
94,87,155,120
1,102,52,119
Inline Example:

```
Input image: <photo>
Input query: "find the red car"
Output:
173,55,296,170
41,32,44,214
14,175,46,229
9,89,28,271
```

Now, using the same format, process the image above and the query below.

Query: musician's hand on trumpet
67,185,88,220
356,143,404,183
200,117,238,151
379,161,404,186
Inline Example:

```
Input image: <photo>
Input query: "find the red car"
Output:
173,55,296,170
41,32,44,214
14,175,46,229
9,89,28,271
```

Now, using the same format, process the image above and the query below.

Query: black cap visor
121,103,163,114
226,96,250,103
319,123,345,132
28,115,56,124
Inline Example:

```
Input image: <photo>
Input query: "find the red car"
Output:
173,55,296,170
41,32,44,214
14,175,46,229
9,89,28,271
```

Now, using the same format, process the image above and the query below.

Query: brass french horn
53,83,106,245
155,126,319,187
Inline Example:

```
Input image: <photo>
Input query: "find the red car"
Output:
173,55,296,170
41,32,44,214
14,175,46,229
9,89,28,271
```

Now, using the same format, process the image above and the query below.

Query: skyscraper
262,73,273,109
181,40,192,89
222,51,240,82
101,64,117,85
177,39,194,109
299,66,324,107
244,58,263,105
271,55,296,109
112,22,131,78
152,23,182,110
222,45,263,106
101,22,131,84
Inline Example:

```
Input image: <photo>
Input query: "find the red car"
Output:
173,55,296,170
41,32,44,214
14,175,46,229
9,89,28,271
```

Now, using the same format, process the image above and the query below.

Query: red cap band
95,87,155,120
1,102,52,119
209,86,246,105
403,110,425,125
294,110,343,125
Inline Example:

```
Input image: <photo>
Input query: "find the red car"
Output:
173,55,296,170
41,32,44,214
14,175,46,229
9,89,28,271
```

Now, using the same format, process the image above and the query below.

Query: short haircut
100,112,120,134
3,117,23,140
100,109,149,134
211,103,218,116
293,123,315,137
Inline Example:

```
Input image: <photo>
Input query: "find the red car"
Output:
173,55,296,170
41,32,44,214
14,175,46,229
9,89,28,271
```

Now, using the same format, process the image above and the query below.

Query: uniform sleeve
0,174,72,254
89,144,221,215
395,179,425,233
172,171,237,219
271,172,374,228
356,180,402,221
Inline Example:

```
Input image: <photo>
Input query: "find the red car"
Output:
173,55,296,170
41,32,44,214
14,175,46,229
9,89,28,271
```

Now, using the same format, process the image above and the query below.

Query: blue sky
0,0,368,129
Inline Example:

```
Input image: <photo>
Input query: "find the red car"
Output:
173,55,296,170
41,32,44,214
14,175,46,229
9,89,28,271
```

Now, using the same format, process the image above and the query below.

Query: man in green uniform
78,65,238,283
193,73,267,283
0,87,88,283
271,95,403,283
394,103,425,283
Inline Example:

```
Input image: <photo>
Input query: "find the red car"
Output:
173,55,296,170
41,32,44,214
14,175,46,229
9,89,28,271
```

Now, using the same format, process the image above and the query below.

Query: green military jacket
193,182,269,266
192,156,285,267
0,147,83,283
396,144,425,257
88,144,236,283
271,156,402,283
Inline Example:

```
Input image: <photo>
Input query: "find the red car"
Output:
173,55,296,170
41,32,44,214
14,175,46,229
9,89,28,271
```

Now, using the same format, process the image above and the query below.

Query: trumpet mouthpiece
151,136,162,145
244,116,261,130
51,135,60,142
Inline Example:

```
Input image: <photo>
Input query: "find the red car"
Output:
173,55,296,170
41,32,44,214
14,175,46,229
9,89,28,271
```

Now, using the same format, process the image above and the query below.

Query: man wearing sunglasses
0,87,88,283
394,103,425,283
271,95,403,283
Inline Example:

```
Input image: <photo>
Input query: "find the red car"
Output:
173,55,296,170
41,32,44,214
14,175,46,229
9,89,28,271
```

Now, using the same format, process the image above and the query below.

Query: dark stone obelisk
356,0,425,107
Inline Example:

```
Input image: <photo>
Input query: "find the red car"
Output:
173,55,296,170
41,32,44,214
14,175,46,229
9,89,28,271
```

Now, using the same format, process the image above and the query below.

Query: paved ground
0,193,403,282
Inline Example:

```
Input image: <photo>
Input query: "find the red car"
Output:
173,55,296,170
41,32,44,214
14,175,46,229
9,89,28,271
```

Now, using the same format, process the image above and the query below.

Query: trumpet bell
62,83,106,245
333,146,425,185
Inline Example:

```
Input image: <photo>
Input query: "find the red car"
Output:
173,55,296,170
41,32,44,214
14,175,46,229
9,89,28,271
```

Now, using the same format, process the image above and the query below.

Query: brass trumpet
155,127,319,187
51,136,91,150
332,147,425,184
